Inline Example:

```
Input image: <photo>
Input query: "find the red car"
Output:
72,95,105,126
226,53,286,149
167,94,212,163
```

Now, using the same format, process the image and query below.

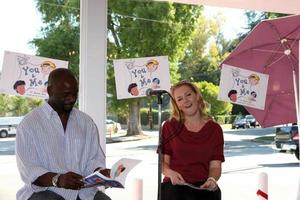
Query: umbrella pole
296,41,300,200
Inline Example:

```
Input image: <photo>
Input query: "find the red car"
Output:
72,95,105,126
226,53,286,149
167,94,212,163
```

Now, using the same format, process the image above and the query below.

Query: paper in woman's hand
184,183,217,191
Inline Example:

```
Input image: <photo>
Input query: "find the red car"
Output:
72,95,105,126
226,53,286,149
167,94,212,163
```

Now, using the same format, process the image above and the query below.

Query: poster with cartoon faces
0,51,68,99
218,64,269,110
113,56,171,99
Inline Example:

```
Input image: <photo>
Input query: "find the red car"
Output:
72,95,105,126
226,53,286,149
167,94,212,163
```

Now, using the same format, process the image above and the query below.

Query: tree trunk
127,99,142,136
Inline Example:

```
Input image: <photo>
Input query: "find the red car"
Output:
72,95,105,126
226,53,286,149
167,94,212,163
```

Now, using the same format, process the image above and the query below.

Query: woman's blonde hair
170,80,210,122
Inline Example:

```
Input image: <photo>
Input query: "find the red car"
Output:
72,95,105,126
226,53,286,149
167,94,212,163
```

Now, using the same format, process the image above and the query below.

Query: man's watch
52,173,61,187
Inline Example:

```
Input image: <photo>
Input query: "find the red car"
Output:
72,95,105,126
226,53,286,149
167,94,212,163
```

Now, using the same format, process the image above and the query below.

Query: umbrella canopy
221,15,300,128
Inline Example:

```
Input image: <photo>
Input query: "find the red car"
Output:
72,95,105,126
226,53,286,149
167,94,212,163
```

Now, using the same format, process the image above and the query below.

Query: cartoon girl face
40,61,56,75
146,60,159,73
248,74,260,86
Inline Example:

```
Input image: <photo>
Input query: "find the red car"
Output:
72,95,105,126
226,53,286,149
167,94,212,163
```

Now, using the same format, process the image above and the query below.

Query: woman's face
173,85,199,117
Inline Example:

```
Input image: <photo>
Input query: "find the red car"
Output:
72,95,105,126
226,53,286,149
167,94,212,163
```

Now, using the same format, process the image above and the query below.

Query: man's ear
47,86,52,96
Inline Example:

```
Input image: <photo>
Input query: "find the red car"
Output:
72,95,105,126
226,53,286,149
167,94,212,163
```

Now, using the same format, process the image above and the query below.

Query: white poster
0,51,68,99
113,56,171,99
218,64,269,110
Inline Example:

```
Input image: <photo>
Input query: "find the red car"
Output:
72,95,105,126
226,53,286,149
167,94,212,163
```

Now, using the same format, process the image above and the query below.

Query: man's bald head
47,68,78,113
47,68,77,88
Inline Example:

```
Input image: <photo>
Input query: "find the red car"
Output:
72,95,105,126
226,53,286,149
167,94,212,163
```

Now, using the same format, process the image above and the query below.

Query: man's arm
33,171,84,190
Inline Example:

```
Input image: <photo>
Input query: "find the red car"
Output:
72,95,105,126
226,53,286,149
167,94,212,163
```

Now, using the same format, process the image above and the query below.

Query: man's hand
99,168,111,178
58,171,84,190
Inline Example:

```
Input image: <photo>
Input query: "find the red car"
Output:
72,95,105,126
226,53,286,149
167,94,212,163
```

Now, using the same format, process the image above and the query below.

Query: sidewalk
1,125,277,200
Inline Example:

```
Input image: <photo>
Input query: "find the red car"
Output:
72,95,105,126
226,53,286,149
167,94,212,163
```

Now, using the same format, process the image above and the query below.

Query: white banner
113,56,171,99
0,51,68,99
218,64,269,110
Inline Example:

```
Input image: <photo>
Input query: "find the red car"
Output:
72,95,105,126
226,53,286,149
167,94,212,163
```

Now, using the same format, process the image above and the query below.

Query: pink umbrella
221,15,300,128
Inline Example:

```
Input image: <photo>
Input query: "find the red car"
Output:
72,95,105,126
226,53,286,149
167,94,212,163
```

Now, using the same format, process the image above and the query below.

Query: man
16,68,111,200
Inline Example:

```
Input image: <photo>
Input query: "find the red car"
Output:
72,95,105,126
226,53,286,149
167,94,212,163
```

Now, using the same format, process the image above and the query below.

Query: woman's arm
161,154,185,185
200,160,222,189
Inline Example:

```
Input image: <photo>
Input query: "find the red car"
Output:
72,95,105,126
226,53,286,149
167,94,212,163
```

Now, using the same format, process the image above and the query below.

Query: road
0,127,299,200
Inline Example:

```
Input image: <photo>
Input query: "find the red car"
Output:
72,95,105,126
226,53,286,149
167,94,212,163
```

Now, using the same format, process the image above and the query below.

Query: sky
0,1,248,70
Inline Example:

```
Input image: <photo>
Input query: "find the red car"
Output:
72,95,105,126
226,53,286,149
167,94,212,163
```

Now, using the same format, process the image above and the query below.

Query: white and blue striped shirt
16,103,106,200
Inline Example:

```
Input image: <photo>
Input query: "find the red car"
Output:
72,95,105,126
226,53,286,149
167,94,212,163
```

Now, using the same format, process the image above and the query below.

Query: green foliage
32,0,80,77
107,0,203,131
194,81,232,117
0,94,43,117
178,14,233,84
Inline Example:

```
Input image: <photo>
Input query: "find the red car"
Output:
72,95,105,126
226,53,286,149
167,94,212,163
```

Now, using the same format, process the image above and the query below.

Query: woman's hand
165,168,186,185
200,177,218,191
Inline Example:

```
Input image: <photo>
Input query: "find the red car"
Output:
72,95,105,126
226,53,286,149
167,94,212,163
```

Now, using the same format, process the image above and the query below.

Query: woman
160,80,225,200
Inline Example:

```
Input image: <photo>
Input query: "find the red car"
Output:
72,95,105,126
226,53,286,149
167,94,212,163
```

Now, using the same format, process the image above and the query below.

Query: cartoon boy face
228,90,237,102
128,83,139,96
130,86,139,96
16,85,26,95
13,80,26,95
229,93,237,102
152,78,160,89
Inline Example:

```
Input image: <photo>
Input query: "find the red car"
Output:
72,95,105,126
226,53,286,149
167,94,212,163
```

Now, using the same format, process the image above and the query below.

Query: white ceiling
157,0,300,14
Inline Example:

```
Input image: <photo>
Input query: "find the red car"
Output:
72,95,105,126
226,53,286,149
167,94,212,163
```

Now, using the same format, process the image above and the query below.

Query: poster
0,51,68,99
113,56,171,99
218,64,269,110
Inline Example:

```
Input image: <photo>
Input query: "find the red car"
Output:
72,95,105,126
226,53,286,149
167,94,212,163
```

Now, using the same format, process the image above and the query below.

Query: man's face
49,78,78,112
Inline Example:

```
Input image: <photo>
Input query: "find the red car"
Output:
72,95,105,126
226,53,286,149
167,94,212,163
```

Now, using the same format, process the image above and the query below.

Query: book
184,183,217,191
83,158,141,188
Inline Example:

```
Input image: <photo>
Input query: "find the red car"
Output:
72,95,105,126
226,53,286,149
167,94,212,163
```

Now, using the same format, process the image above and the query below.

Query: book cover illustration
83,158,141,188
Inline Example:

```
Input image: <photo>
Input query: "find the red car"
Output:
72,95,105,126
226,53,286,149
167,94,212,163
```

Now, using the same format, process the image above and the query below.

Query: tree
194,81,232,117
0,94,43,117
31,0,202,136
108,0,202,135
178,14,233,85
31,0,80,76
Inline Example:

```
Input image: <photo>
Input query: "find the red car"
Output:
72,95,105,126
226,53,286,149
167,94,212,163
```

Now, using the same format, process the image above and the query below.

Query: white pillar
79,0,107,152
132,178,143,200
257,172,268,200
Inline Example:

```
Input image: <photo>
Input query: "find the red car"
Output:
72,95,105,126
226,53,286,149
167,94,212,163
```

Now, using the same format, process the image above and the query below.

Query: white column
257,172,268,200
79,0,107,152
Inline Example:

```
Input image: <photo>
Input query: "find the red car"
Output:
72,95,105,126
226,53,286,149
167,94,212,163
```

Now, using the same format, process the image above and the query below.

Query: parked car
245,115,258,127
232,117,250,129
106,119,121,134
0,116,23,138
274,123,299,160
